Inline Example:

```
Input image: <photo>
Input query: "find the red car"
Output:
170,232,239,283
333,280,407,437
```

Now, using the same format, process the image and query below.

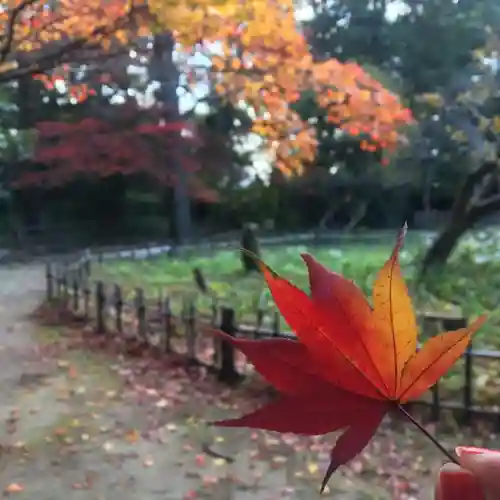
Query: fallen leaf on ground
5,483,24,494
102,441,114,452
124,429,140,443
307,462,319,475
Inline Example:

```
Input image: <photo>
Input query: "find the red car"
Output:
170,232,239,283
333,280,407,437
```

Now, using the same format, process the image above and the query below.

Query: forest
0,0,500,273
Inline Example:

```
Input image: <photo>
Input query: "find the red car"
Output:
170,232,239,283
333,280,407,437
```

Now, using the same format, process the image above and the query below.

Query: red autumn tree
16,100,218,203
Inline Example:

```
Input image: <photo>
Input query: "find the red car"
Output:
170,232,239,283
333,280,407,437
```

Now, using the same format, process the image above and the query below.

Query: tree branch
0,2,143,83
0,0,38,63
450,160,499,218
470,193,500,220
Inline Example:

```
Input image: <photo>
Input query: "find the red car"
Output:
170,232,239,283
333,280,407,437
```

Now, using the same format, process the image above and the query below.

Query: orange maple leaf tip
212,225,487,492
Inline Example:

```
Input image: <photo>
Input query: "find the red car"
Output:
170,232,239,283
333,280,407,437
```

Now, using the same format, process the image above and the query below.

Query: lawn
94,232,425,323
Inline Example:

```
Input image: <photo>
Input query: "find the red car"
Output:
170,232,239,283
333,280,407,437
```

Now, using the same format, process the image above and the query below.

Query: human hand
436,447,500,500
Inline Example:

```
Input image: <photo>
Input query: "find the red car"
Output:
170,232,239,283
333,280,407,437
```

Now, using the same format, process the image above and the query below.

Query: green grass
95,237,418,319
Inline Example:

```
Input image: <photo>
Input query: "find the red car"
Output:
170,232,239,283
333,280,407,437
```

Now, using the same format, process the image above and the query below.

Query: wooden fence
45,250,500,429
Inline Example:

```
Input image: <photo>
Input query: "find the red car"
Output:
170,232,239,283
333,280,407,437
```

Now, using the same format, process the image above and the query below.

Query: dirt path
0,264,361,500
0,263,490,500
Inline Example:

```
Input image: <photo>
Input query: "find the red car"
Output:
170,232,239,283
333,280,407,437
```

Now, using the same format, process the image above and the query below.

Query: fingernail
456,446,500,457
439,464,485,500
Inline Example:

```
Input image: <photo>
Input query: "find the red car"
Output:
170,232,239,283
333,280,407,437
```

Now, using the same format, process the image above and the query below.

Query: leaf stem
397,404,459,465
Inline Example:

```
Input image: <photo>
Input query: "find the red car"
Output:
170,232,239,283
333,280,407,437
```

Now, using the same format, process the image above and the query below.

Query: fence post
462,343,473,425
61,270,68,308
54,266,59,298
181,298,188,325
254,308,264,339
45,263,54,301
210,299,218,328
135,287,146,339
186,301,197,363
193,267,208,293
77,264,84,286
83,284,91,320
443,316,470,424
72,274,79,311
211,299,219,365
162,297,173,353
157,290,163,316
272,311,280,337
218,307,241,385
114,284,123,333
421,315,441,422
430,383,440,422
95,281,106,334
83,256,91,278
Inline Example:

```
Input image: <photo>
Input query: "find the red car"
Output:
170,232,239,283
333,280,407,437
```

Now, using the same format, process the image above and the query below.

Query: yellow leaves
371,227,417,394
124,428,140,443
478,116,491,133
451,129,467,143
492,116,500,135
230,58,241,71
211,56,225,71
399,315,487,402
417,93,444,108
0,60,18,75
472,48,486,61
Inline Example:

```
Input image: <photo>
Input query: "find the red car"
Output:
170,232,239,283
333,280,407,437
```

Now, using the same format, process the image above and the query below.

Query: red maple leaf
212,225,487,492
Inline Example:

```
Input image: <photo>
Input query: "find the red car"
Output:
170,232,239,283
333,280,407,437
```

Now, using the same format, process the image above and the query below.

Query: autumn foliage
0,0,413,175
19,111,218,202
0,0,144,101
30,117,182,180
212,227,486,491
202,0,413,172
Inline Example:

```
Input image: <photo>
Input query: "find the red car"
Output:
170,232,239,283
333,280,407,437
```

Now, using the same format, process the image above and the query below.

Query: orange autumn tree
185,0,414,173
0,0,413,172
0,0,148,100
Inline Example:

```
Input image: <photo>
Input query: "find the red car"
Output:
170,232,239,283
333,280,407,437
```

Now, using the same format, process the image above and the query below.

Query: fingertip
456,447,500,498
437,462,485,500
439,463,463,474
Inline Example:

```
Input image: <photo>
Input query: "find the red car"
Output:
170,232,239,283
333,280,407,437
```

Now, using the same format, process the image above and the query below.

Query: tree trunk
318,199,342,230
345,200,368,231
420,160,500,276
240,223,261,273
420,215,473,274
149,33,192,244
